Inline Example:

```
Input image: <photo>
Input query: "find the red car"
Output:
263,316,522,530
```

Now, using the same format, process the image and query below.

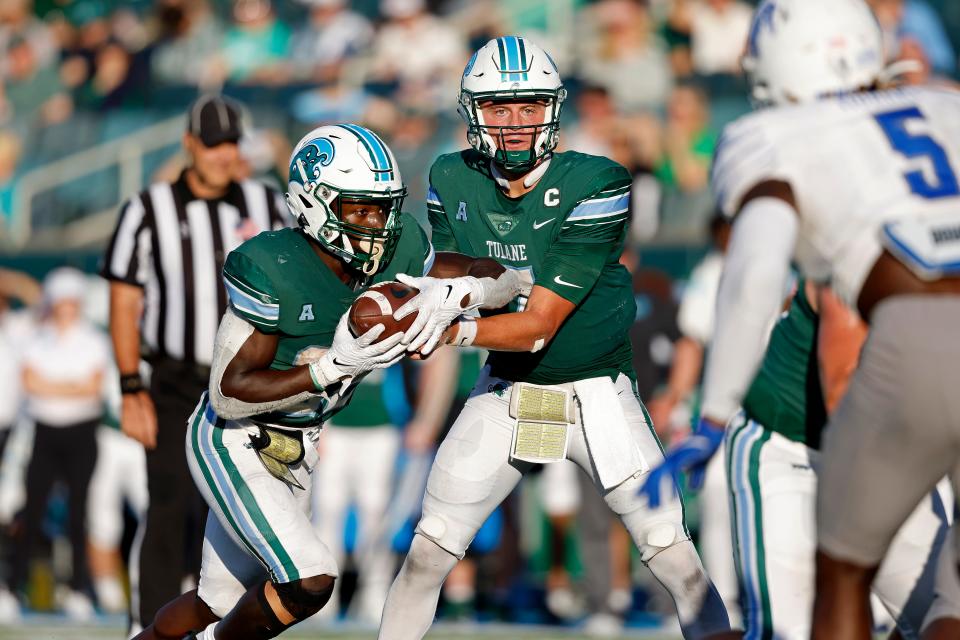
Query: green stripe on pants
210,424,300,582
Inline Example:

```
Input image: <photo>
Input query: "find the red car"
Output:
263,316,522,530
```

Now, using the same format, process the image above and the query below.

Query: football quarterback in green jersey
134,124,525,640
377,37,734,640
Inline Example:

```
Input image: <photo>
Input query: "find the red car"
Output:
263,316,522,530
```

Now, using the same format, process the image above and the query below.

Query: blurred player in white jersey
640,0,960,637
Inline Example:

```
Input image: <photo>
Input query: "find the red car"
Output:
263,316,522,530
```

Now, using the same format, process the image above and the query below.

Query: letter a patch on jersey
457,201,468,221
299,304,315,322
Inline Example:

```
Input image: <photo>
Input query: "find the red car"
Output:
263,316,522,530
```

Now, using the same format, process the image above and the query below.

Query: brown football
348,281,418,341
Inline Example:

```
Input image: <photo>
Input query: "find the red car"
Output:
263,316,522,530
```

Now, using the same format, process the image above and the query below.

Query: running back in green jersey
220,214,433,427
741,281,828,448
427,149,636,385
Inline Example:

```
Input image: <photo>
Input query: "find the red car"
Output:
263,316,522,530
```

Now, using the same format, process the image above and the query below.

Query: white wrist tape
452,317,477,347
308,354,346,391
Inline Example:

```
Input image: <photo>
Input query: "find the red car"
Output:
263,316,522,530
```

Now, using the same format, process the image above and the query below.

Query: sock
646,540,732,638
377,535,459,640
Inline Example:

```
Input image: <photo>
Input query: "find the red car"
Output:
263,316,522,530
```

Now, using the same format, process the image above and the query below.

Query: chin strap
491,156,552,190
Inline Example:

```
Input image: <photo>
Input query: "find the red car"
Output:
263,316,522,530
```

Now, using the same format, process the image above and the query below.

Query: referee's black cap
187,95,243,147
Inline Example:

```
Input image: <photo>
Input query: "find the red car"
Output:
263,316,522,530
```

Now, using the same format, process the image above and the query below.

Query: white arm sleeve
209,308,317,420
700,197,798,423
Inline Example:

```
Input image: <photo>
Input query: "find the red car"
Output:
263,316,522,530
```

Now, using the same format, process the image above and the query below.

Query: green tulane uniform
427,149,635,385
220,215,433,428
740,281,827,448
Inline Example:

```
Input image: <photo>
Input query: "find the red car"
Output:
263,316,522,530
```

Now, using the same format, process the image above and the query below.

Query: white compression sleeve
700,197,798,422
209,308,317,420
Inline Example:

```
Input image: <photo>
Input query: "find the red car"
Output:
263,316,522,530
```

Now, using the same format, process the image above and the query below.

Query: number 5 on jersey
874,106,960,199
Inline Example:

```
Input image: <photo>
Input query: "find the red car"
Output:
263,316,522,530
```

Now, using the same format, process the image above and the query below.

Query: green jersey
741,282,827,449
328,367,393,428
427,150,635,385
221,215,432,428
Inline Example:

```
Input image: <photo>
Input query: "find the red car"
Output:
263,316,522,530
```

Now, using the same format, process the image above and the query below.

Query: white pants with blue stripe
726,411,950,640
185,394,338,618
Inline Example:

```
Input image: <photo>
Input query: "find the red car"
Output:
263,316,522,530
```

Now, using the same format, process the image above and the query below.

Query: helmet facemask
288,180,406,276
459,88,566,173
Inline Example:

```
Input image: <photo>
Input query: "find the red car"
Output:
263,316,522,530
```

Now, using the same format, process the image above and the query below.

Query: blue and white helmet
458,36,566,172
285,124,406,276
742,0,884,106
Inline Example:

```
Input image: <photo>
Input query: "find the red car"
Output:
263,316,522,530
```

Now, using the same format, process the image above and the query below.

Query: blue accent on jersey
874,107,960,199
882,222,960,276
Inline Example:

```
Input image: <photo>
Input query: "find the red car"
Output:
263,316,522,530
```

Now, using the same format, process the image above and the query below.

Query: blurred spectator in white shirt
366,0,467,113
151,0,224,87
577,0,673,113
670,0,752,76
290,0,373,85
11,268,110,620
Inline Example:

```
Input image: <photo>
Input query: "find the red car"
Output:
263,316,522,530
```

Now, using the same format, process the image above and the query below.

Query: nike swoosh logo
443,284,453,301
332,358,349,368
532,218,555,230
553,275,582,289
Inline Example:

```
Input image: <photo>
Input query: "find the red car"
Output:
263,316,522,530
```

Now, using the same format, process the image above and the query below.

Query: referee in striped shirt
101,95,288,631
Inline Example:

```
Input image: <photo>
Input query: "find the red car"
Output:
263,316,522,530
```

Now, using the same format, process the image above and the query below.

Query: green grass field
0,618,682,639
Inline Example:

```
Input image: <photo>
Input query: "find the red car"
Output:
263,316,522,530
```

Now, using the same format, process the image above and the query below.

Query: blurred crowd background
0,0,959,634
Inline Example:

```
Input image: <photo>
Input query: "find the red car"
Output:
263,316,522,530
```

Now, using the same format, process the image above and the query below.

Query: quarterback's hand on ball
121,392,158,450
394,273,480,354
639,417,725,509
309,314,407,389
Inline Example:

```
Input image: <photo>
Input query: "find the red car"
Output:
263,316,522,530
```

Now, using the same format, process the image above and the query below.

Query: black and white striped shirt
101,171,289,366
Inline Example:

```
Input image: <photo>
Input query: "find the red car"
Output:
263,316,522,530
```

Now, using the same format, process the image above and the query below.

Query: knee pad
273,575,335,621
415,513,468,559
620,505,690,563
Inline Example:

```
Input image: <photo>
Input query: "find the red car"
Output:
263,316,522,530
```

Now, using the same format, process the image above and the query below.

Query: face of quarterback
478,99,548,154
185,134,241,191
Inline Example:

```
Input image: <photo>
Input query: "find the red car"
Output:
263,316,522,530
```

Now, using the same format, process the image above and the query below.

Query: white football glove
394,273,482,354
308,313,407,390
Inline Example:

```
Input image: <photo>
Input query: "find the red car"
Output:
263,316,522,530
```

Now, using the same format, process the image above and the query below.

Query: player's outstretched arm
440,284,575,353
394,252,530,354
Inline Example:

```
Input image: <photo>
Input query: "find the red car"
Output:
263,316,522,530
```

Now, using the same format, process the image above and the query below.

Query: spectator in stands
0,0,57,78
654,83,716,194
150,0,224,87
11,267,110,621
577,0,672,113
1,33,72,126
213,0,291,84
0,268,39,623
870,0,957,76
669,0,753,77
289,0,373,85
366,0,467,113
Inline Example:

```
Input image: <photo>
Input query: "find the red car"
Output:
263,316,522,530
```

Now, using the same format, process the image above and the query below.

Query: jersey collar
490,155,553,191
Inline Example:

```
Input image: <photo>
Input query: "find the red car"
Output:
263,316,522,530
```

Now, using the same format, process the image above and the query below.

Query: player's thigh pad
418,375,529,557
186,398,337,586
727,414,818,640
197,510,263,618
818,298,960,567
568,374,688,562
